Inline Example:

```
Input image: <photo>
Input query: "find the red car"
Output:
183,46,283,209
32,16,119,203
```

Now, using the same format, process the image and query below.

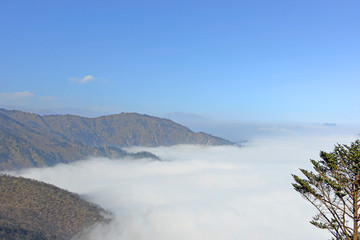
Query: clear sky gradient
1,0,359,123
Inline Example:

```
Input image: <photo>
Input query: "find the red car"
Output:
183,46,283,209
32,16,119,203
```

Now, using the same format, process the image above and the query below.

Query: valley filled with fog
2,0,359,238
8,125,360,240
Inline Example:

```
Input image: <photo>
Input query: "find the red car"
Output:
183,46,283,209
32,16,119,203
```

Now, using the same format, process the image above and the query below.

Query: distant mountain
163,112,207,122
0,174,107,240
0,109,232,170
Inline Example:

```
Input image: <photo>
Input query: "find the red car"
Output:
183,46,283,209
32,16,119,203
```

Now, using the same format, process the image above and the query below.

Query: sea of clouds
8,132,360,240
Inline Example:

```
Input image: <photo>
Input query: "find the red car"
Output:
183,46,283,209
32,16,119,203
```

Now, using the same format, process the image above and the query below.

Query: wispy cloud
69,75,96,84
0,91,35,106
0,91,61,113
0,90,34,101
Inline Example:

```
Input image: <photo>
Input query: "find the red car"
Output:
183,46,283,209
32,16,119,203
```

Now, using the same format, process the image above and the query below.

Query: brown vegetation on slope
0,174,107,240
0,109,231,170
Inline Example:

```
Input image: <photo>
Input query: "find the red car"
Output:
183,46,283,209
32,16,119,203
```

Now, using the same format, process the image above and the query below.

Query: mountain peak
0,109,232,170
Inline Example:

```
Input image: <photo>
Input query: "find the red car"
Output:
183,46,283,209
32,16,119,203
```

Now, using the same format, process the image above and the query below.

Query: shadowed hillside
0,109,232,170
0,174,107,240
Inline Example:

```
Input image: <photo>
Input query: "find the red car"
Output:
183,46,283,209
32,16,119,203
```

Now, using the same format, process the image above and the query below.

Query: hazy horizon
1,106,360,143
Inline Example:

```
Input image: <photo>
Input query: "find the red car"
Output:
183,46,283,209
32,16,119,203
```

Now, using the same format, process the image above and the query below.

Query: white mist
12,134,358,240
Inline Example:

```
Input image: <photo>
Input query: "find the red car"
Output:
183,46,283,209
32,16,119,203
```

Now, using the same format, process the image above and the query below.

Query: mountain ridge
0,108,232,170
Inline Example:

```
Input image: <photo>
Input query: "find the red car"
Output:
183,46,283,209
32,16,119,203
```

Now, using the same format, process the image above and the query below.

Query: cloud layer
69,75,96,84
11,134,359,240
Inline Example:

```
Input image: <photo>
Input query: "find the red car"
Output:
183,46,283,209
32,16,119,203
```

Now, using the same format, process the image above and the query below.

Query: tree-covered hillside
0,174,107,240
0,109,231,170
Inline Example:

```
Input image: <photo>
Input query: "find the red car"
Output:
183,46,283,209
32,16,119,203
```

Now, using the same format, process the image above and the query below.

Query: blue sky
1,0,359,123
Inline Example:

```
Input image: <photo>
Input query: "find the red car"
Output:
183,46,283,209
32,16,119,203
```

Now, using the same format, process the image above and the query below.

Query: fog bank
164,113,360,142
11,134,359,240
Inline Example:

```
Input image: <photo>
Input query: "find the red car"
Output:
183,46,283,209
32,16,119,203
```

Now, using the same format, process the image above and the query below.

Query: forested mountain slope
0,109,232,170
0,174,107,240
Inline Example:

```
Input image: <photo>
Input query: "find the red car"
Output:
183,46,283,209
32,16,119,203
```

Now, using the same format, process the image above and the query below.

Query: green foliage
292,140,360,240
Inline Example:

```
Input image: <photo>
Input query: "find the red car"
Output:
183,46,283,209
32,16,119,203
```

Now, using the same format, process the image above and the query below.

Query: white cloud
69,75,96,84
0,90,34,101
10,134,359,240
81,75,95,83
0,90,35,106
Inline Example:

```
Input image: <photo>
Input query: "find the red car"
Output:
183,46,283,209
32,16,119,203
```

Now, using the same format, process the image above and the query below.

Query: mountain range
0,109,233,239
0,108,232,170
